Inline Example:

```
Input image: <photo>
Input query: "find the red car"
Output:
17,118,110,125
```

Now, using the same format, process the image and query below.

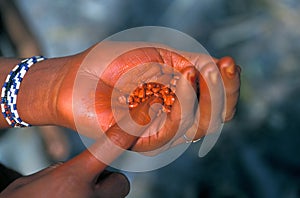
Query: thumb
20,162,63,183
59,97,159,182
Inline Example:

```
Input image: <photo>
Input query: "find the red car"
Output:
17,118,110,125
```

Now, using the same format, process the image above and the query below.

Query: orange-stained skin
95,47,241,152
96,48,192,132
100,47,193,86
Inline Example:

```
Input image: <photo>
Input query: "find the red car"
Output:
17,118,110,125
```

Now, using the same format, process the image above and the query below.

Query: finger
216,56,241,121
59,97,160,182
94,171,130,198
176,60,221,144
154,52,222,146
131,66,198,152
170,57,241,147
168,66,198,131
179,51,217,70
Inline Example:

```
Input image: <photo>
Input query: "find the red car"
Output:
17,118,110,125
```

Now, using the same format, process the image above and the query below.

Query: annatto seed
127,82,176,113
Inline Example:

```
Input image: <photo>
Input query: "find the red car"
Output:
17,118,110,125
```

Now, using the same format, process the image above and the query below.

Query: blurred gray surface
0,0,299,197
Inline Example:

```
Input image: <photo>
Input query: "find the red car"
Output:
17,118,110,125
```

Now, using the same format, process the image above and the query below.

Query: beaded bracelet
1,56,46,127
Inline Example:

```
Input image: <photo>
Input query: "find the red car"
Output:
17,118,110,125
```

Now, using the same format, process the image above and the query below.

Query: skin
55,42,241,152
0,41,241,197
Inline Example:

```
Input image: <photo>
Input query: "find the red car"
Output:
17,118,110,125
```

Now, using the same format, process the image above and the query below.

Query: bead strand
1,56,46,127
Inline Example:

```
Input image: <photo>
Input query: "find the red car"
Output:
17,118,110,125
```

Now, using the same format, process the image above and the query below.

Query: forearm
0,56,71,128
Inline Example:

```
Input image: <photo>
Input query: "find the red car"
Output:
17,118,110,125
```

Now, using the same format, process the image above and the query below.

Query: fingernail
188,71,196,83
225,64,236,76
209,69,219,85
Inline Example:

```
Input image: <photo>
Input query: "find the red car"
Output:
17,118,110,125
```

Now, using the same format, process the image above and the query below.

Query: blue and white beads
1,56,46,127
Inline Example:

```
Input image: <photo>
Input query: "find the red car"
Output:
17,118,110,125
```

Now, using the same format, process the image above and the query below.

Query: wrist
55,52,89,130
0,56,76,128
16,56,72,127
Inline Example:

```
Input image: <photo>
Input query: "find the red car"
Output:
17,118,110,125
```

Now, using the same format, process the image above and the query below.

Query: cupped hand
58,41,241,153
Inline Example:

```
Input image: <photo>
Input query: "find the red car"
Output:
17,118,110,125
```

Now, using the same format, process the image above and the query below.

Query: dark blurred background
0,0,299,197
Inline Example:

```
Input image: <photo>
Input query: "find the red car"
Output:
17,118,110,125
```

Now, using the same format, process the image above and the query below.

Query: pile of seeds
124,82,176,113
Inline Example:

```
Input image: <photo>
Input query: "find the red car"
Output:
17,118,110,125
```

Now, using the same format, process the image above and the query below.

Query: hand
56,42,241,153
0,165,129,198
56,42,241,152
0,99,159,198
0,40,241,196
1,88,170,197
